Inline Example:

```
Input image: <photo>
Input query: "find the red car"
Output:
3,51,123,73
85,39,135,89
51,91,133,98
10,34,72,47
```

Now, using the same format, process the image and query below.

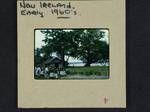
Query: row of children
35,66,66,78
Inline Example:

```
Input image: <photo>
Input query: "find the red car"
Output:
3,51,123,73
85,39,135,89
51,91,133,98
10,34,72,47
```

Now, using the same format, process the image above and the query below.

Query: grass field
66,66,109,76
35,66,109,80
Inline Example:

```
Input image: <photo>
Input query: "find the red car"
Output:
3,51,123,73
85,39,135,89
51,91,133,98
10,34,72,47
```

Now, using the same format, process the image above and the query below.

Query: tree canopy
35,29,109,67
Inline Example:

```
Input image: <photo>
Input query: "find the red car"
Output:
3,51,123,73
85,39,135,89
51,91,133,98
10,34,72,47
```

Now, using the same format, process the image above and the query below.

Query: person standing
35,66,41,76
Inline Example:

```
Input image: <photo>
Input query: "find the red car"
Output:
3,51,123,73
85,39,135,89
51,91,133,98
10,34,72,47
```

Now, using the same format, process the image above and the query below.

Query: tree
41,29,109,67
98,41,109,65
72,29,107,67
41,29,74,67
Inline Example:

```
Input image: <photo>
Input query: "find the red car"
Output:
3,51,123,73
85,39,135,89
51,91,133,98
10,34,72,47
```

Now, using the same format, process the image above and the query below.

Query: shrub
97,71,101,75
89,70,94,75
66,70,70,74
79,72,84,75
94,71,98,75
85,71,91,76
70,71,78,75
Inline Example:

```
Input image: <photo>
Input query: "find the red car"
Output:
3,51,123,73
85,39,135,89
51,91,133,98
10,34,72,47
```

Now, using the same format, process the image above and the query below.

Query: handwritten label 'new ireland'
19,1,78,18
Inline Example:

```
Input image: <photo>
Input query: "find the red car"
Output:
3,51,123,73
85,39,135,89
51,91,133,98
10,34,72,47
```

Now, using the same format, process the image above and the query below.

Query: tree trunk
85,62,91,67
85,49,91,67
61,48,65,68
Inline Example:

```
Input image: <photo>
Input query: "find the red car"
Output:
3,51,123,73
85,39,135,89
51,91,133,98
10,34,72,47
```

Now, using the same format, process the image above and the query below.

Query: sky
35,29,109,63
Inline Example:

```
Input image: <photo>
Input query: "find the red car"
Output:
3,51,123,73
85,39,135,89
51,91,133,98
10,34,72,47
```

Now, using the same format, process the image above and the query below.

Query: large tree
41,29,74,67
74,29,107,66
41,29,109,67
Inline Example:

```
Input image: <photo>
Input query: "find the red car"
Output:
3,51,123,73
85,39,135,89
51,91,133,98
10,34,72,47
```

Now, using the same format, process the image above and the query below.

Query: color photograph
34,29,109,79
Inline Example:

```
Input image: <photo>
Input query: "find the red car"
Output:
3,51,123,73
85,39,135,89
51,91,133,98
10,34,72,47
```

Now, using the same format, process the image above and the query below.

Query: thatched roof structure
44,57,62,65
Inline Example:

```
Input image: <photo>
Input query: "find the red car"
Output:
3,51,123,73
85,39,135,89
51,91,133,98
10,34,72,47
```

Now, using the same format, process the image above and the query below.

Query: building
44,57,63,68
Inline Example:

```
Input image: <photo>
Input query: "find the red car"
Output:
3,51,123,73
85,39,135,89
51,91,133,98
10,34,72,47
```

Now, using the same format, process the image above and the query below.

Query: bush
89,70,94,75
80,72,84,75
70,71,78,75
85,71,92,76
96,71,101,75
66,70,70,74
66,66,108,76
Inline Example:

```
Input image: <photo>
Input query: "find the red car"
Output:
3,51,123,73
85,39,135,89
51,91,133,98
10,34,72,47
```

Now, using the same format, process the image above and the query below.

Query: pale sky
35,30,46,49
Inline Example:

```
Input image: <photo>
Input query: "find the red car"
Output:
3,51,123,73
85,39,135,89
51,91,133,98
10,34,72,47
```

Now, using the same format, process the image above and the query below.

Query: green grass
66,66,109,76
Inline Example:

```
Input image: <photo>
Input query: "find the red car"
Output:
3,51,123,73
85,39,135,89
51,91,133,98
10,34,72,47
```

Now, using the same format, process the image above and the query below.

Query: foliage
35,66,109,80
66,66,109,76
41,29,74,67
75,30,108,66
34,48,43,66
40,29,109,67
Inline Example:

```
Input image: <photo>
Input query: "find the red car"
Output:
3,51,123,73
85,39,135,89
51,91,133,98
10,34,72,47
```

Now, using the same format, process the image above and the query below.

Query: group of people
35,65,66,79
